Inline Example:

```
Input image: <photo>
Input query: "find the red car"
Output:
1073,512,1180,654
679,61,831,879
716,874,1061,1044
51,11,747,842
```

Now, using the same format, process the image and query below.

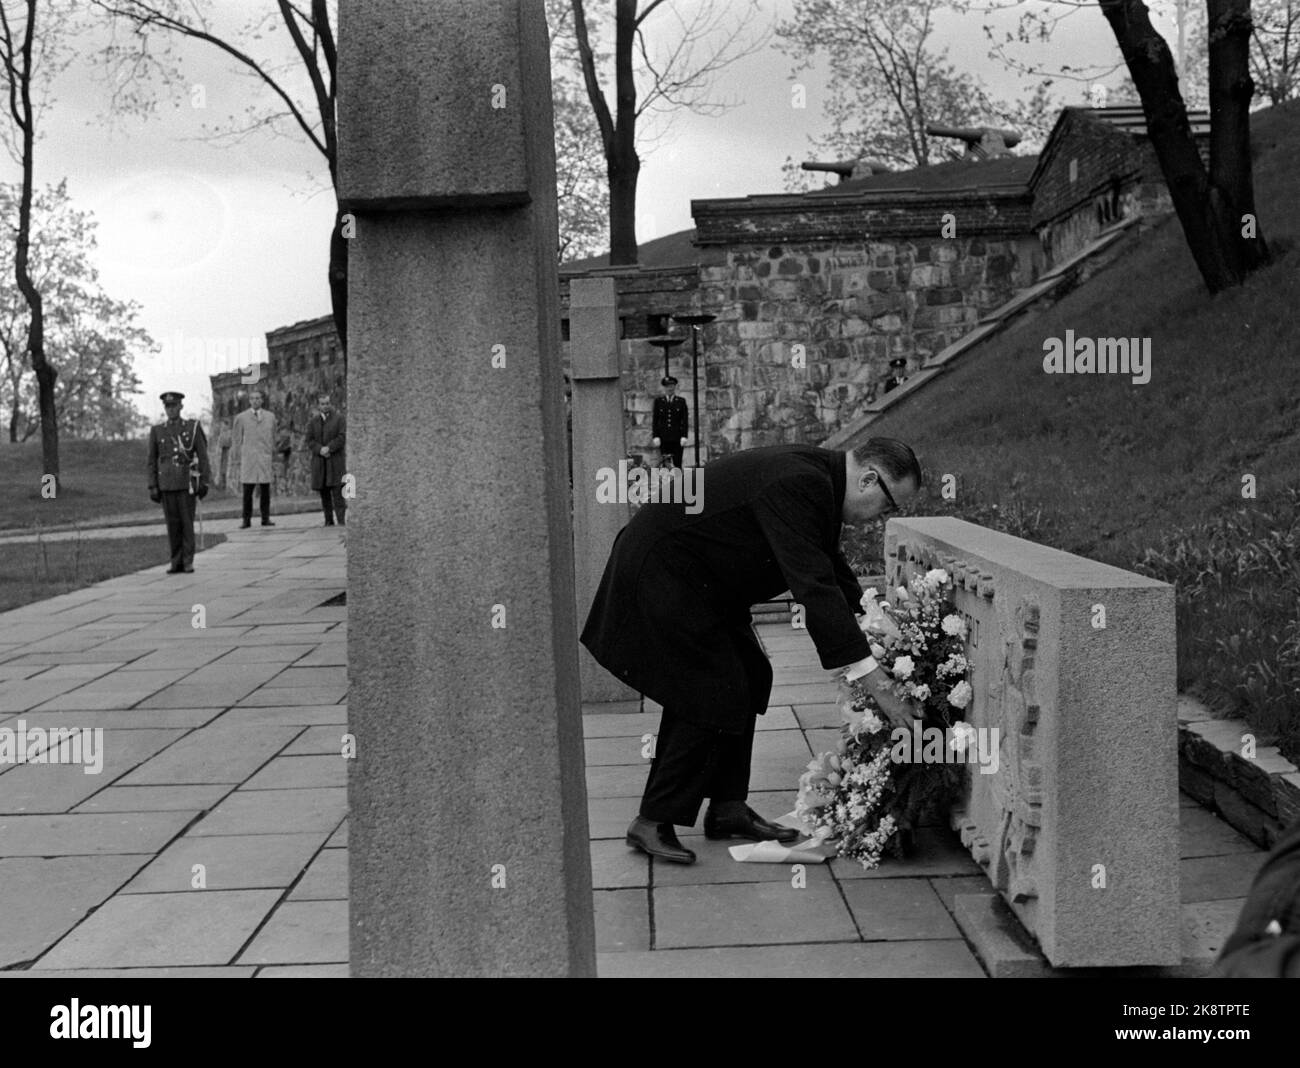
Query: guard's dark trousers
319,486,347,525
242,482,271,523
160,490,196,570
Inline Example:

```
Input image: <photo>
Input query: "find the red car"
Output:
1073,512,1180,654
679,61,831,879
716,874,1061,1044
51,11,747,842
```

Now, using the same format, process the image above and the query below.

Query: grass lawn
0,439,319,531
0,533,228,614
851,99,1300,761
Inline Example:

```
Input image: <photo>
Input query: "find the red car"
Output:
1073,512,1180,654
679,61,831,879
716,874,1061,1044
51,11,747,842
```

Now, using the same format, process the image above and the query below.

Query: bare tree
547,0,608,260
989,0,1271,293
570,0,769,265
0,0,74,489
1099,0,1269,292
93,0,347,364
1184,0,1300,105
778,0,1059,187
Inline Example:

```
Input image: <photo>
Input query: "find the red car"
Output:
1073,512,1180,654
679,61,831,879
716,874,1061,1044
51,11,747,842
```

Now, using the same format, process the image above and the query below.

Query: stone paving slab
0,728,187,813
122,832,329,894
237,900,347,965
118,724,302,786
74,784,232,813
256,964,349,977
242,754,347,790
594,888,650,952
35,889,282,969
840,877,962,940
3,967,259,977
288,847,347,901
216,704,347,727
0,811,198,856
598,940,985,978
654,881,858,949
0,855,147,967
188,787,347,836
283,725,350,756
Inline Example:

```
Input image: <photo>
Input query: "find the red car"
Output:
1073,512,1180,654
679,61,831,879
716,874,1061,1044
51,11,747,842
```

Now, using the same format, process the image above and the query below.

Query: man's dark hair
850,437,924,489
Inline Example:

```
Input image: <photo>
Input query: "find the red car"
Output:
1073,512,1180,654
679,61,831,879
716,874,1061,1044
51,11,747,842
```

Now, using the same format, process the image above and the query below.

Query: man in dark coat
1211,814,1300,977
651,375,689,468
306,391,347,526
146,391,210,574
581,437,923,863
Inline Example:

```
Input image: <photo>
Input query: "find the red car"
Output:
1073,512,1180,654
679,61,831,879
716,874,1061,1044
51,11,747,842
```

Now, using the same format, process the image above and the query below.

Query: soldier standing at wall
307,391,347,526
146,391,210,573
231,388,277,528
652,375,689,468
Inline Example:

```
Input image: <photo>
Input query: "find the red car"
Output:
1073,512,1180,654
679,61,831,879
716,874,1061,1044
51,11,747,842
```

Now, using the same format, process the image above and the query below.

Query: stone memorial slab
885,516,1179,966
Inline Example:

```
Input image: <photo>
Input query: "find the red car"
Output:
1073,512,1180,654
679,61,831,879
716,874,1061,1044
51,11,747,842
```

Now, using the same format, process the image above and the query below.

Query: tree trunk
11,0,58,488
329,201,348,374
1099,0,1269,293
608,159,639,266
608,0,640,265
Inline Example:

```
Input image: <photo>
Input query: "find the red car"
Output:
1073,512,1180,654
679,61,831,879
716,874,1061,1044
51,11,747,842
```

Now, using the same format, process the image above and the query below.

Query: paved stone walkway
0,522,1269,976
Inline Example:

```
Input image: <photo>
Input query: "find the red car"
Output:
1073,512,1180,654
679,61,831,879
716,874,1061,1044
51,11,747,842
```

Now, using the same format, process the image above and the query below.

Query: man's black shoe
704,803,799,843
240,520,251,529
182,565,194,573
166,566,182,574
261,519,275,526
626,817,696,864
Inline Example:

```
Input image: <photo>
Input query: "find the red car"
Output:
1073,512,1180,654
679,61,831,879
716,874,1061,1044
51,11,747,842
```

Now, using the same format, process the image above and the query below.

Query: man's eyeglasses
870,468,899,514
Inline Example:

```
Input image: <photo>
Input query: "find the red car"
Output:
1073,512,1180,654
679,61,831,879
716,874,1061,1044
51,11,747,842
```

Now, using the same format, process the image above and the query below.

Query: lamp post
646,334,686,466
671,313,715,467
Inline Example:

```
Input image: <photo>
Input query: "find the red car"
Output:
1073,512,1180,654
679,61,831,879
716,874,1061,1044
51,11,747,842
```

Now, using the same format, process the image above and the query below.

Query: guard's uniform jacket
147,416,210,570
652,395,689,448
581,444,870,732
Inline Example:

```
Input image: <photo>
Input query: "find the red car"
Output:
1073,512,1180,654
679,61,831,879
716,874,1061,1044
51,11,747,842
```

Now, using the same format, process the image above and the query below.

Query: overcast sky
0,0,1185,421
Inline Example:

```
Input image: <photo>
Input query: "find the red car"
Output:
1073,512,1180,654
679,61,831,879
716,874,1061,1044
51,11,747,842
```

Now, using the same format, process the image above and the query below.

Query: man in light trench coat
232,388,277,528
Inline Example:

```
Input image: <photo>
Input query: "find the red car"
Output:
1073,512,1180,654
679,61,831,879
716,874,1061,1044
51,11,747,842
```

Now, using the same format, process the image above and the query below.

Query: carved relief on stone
987,597,1044,904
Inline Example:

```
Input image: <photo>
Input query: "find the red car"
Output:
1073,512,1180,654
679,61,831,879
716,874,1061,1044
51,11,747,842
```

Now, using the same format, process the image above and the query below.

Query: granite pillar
886,517,1179,967
339,0,596,976
570,278,638,703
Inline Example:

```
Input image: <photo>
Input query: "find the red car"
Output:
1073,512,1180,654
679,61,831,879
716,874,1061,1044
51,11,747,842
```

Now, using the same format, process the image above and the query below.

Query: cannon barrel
801,160,855,176
925,124,1022,147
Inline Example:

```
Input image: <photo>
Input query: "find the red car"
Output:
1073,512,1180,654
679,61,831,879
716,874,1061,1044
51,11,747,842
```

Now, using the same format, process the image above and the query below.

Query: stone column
339,0,596,976
569,277,638,703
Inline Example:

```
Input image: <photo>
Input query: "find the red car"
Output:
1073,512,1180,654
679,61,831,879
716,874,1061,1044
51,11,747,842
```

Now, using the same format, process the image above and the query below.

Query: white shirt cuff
841,655,878,682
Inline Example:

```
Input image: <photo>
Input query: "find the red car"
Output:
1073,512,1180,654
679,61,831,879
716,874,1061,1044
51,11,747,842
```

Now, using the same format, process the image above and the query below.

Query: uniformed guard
146,391,211,573
651,375,689,469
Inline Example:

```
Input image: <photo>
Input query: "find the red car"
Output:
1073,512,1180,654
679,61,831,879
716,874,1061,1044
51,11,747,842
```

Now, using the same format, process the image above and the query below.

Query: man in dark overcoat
306,391,347,526
651,375,689,468
146,391,211,573
581,437,923,863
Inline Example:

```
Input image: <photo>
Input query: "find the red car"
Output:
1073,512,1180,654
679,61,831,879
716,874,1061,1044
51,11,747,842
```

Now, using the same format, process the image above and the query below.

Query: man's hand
197,484,208,500
149,489,161,504
862,667,918,731
319,446,330,457
652,436,660,447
